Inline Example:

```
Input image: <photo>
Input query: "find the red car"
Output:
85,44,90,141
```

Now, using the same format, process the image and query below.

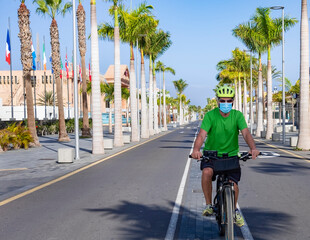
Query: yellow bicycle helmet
216,85,235,98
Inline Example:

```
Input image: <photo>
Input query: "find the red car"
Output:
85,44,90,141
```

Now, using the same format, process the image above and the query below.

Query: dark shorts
200,159,241,184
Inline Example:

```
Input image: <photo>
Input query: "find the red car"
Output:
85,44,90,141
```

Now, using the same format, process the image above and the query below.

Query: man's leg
201,167,213,205
233,182,239,209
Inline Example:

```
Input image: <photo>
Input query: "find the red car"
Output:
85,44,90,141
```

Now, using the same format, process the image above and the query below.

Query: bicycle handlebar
189,151,255,162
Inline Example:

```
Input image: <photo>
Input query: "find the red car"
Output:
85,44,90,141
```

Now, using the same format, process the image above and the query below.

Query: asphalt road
0,122,198,240
1,121,309,240
238,139,310,240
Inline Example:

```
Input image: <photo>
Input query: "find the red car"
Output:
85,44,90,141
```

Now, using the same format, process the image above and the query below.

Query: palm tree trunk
292,97,295,126
297,0,310,149
77,2,90,137
153,64,158,133
17,2,40,146
90,0,104,154
81,56,90,136
126,98,129,127
113,6,123,146
129,43,138,141
50,19,69,142
255,87,258,125
256,53,264,137
140,50,149,138
243,77,247,122
238,73,242,112
179,96,182,125
109,105,112,133
266,46,273,139
148,55,154,135
163,71,167,130
234,78,238,110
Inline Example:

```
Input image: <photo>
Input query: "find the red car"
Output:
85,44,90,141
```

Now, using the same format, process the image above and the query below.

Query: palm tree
252,7,297,139
33,0,71,142
98,3,156,141
90,0,104,154
76,0,90,137
144,30,171,134
121,87,130,127
233,21,267,137
216,60,239,110
37,90,58,106
297,0,310,149
100,83,114,133
155,61,175,131
17,0,40,146
173,79,188,125
103,0,123,146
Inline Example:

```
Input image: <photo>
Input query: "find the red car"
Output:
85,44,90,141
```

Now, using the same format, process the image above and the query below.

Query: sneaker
234,209,244,227
202,204,213,216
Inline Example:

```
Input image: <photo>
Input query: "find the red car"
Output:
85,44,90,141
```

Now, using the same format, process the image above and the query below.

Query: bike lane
176,133,310,240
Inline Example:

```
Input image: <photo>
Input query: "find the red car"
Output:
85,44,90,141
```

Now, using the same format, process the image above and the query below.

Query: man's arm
241,128,260,159
191,129,207,159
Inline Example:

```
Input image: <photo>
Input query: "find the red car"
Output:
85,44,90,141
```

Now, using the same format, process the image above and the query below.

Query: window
46,75,48,83
0,76,1,84
49,75,52,84
15,76,18,84
7,76,9,84
11,76,13,84
42,75,44,83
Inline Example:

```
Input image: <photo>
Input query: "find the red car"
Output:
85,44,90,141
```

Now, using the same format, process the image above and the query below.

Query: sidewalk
0,126,175,203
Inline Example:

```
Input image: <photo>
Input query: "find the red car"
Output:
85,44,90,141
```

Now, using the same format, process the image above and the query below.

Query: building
0,65,130,121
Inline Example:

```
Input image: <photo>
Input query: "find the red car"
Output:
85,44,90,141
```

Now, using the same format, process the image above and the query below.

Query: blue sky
0,0,303,107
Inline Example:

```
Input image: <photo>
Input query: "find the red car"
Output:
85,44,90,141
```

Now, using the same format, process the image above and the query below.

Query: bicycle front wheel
224,187,234,240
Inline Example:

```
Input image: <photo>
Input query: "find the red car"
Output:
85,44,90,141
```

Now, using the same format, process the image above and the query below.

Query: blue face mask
219,102,232,114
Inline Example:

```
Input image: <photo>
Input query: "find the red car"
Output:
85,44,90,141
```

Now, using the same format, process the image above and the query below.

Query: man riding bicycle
190,85,259,227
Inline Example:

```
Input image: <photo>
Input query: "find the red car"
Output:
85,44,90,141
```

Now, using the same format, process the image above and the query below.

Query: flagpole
43,36,47,121
33,70,37,119
72,0,80,160
66,47,70,119
8,17,14,120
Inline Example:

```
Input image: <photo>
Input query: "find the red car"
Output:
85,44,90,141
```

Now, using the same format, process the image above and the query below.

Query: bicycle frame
189,151,253,239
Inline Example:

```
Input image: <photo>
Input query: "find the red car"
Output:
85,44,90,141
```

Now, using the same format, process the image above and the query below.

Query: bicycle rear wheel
224,187,234,240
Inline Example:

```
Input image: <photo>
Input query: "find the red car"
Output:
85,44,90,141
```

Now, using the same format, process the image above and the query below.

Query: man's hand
249,149,260,160
191,150,202,159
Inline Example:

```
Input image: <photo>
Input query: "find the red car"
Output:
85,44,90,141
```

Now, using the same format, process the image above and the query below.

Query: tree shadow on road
250,161,310,175
241,207,295,240
84,200,181,239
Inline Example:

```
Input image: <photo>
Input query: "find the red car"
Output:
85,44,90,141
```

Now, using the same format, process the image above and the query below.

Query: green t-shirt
200,108,248,157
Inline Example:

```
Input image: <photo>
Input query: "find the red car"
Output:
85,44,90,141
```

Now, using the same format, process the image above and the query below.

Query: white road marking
180,131,184,133
258,151,280,158
165,125,199,240
237,203,254,240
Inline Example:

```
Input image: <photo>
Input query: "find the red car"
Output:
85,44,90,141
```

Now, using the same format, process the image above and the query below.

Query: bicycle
189,151,254,240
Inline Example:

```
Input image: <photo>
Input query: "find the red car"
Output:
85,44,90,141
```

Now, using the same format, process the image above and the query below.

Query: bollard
57,148,74,163
272,133,281,141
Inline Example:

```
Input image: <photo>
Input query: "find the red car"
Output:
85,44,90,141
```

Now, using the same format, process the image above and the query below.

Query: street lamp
271,6,285,144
